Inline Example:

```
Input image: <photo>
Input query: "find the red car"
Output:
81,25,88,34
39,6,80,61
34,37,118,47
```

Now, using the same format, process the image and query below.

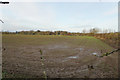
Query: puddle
92,53,97,55
48,45,68,50
74,47,83,51
80,48,83,50
68,56,78,59
92,52,101,57
62,56,78,62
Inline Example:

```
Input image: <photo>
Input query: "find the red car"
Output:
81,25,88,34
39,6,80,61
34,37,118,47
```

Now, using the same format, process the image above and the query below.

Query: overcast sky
1,1,118,32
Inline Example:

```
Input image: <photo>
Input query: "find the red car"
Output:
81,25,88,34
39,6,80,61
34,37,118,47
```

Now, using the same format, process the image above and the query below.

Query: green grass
2,34,113,49
2,34,114,54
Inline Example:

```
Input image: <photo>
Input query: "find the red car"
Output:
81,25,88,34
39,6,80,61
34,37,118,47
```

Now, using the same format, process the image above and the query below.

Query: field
2,34,118,78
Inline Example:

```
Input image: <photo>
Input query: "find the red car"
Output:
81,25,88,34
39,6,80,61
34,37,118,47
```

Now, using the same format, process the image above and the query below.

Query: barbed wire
93,49,120,58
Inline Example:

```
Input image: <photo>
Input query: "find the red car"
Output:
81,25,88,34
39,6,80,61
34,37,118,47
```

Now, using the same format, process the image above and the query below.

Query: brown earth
2,35,118,78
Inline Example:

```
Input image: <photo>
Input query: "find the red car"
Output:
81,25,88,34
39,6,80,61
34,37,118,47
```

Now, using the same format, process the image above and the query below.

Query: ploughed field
2,34,118,78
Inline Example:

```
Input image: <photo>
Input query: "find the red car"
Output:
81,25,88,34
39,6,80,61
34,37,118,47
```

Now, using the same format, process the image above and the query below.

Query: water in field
62,56,78,62
92,52,101,57
68,56,78,59
92,52,97,55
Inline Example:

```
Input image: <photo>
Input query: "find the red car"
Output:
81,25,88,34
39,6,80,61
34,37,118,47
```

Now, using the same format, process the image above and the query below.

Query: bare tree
89,28,99,34
82,29,86,33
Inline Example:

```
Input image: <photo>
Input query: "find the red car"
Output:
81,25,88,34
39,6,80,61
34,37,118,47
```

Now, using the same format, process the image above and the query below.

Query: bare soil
2,35,118,78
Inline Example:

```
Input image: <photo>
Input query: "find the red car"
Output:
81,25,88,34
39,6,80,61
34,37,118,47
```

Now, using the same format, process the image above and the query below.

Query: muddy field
2,34,118,78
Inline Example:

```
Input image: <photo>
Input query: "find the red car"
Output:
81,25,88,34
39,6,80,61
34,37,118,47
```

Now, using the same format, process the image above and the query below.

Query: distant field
2,34,118,78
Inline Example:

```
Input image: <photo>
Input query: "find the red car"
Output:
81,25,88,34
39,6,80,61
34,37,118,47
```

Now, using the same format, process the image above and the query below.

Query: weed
40,49,47,80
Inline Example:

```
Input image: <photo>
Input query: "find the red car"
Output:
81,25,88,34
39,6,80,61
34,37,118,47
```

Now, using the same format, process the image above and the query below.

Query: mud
2,43,118,78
